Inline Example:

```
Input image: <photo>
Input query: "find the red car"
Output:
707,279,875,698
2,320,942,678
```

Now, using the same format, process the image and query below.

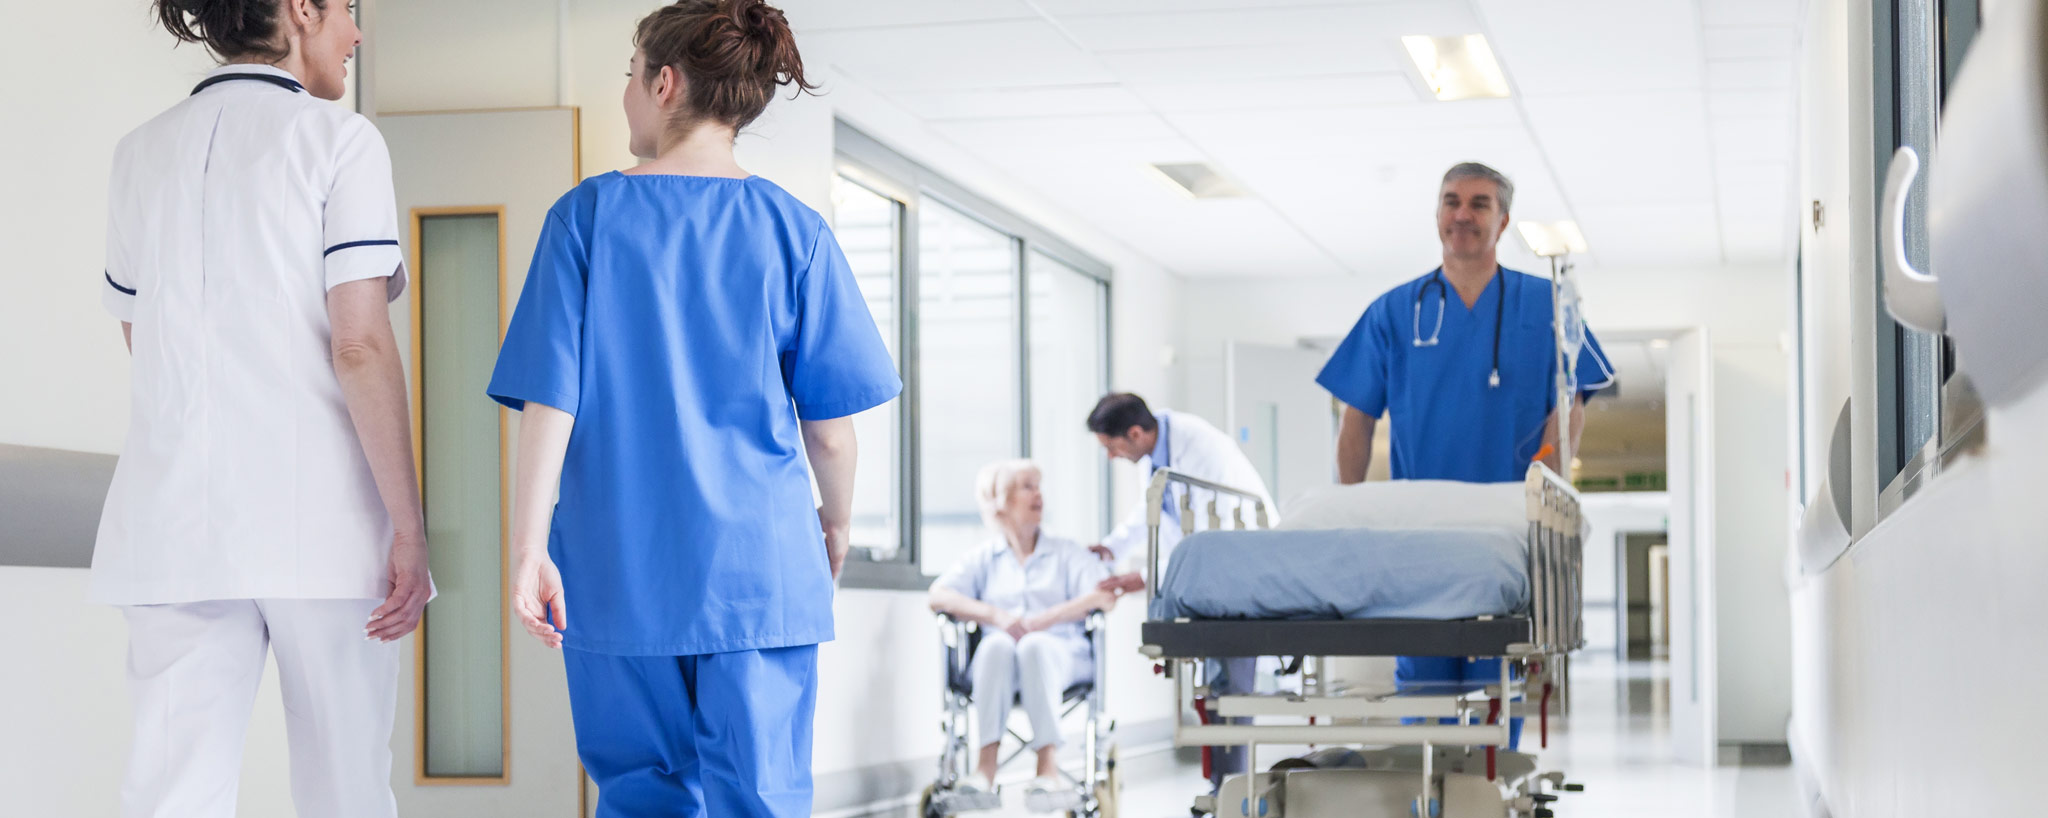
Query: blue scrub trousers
1396,657,1523,750
564,645,819,818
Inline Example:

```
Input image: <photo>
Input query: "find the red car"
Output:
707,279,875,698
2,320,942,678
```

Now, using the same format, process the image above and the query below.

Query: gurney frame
1136,463,1585,818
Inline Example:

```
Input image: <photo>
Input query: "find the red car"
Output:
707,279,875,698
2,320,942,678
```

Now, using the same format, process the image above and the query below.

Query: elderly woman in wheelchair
928,459,1120,814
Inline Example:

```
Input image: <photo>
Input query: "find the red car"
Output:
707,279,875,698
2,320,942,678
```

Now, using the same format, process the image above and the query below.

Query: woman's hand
1000,611,1032,641
366,527,431,642
820,509,852,581
512,551,567,649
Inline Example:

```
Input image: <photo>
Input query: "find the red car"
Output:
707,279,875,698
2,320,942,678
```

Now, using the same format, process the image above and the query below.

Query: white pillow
1277,480,1528,541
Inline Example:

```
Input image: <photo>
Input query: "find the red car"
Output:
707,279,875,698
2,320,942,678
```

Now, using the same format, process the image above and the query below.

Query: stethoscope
1412,267,1508,389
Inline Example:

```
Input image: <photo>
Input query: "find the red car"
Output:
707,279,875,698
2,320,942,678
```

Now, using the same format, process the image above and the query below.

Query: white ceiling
783,0,1803,283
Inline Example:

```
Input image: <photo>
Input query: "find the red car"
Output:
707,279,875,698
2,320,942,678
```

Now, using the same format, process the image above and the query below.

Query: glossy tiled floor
976,656,1805,818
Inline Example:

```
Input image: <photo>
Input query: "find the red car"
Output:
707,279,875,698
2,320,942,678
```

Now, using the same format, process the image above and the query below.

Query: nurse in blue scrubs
1316,162,1615,747
487,2,899,816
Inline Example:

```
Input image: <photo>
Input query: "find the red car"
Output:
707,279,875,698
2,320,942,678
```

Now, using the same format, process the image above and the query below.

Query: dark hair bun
155,0,309,62
635,0,820,133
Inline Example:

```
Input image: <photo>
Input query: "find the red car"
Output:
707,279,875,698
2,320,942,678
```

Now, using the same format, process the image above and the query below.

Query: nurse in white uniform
94,2,429,816
929,460,1119,813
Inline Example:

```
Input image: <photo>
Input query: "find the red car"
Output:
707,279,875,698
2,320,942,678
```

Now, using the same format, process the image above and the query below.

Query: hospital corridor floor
976,656,1803,818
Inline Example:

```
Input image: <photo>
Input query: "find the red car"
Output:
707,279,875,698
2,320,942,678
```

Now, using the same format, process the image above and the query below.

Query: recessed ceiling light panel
1516,220,1589,257
1402,34,1512,101
1146,162,1249,200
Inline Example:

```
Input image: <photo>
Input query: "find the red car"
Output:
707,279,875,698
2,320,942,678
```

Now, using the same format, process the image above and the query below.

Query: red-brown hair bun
634,0,820,134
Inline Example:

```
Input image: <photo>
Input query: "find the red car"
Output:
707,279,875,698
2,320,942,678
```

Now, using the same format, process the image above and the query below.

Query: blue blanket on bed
1147,527,1529,621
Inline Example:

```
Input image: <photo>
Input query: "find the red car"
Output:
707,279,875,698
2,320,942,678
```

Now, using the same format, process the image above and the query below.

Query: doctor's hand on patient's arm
1097,572,1146,595
509,401,576,649
1087,544,1115,562
800,417,859,581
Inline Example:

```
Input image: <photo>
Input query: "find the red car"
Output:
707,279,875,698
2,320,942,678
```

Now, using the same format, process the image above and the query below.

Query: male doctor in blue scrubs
1316,162,1614,745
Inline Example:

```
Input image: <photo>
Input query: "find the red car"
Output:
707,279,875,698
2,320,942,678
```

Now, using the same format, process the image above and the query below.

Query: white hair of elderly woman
974,458,1042,531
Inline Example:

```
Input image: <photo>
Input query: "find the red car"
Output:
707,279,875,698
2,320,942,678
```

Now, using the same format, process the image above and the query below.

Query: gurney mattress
1147,527,1528,621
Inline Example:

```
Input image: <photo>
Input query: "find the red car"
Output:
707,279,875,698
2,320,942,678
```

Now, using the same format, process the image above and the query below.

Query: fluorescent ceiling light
1516,221,1589,257
1402,34,1512,101
1146,162,1248,200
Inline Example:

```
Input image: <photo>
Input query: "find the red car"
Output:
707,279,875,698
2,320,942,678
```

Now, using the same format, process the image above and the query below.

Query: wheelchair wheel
919,784,943,818
1069,746,1120,818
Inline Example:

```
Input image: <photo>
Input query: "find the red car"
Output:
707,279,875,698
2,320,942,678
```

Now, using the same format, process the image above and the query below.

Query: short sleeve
322,116,407,301
782,223,902,420
1576,326,1617,401
102,205,136,322
1316,297,1393,416
933,551,985,600
488,209,587,415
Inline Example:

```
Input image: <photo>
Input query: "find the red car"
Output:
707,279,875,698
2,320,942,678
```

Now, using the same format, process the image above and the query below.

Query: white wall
1175,262,1795,746
1579,493,1671,656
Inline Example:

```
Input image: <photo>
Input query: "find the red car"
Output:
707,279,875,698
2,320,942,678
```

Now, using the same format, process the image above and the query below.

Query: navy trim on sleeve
105,271,136,296
324,239,400,257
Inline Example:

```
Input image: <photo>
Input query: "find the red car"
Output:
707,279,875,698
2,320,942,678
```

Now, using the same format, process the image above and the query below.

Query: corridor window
1872,0,1981,514
832,122,1114,589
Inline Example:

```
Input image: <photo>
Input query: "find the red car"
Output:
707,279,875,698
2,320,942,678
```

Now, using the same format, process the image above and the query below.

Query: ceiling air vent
1147,162,1248,200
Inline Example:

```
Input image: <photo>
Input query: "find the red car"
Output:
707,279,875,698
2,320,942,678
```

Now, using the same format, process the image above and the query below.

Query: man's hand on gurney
1098,572,1146,595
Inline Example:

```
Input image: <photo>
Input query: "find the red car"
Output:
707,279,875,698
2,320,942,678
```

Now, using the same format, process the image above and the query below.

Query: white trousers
120,598,400,818
969,631,1091,752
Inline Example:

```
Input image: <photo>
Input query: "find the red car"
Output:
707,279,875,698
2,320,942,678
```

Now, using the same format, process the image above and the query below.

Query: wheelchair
919,611,1120,818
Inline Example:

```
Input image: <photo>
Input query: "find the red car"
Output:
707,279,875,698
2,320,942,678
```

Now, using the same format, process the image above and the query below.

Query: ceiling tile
780,0,1037,31
1703,26,1800,60
1706,57,1796,90
1059,3,1477,52
1699,0,1803,28
1131,74,1421,111
1095,43,1404,83
932,113,1185,148
1036,0,1383,14
1475,0,1705,95
893,84,1151,120
1575,203,1725,267
1710,118,1796,163
1707,89,1794,121
803,21,1114,91
1524,94,1717,205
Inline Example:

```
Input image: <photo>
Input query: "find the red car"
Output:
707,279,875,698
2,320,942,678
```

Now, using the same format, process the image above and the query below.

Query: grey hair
1442,162,1514,213
975,458,1042,531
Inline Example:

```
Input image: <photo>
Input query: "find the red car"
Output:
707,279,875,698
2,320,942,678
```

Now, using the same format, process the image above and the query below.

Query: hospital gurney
921,611,1119,818
1138,465,1587,818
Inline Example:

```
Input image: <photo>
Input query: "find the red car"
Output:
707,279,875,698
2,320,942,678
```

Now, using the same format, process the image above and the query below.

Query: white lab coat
1099,409,1277,577
93,64,408,606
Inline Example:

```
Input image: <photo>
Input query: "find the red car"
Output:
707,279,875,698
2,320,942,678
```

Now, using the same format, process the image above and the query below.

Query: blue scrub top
1316,267,1614,483
488,172,901,656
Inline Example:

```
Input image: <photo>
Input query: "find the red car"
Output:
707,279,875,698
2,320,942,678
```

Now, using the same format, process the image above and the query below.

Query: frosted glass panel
919,201,1019,575
1027,252,1109,542
830,177,903,557
418,213,505,779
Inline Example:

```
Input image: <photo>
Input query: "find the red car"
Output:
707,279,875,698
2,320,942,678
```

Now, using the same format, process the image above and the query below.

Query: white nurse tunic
93,64,408,606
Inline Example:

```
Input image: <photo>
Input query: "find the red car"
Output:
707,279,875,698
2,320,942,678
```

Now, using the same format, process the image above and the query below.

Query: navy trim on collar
324,239,399,257
105,271,137,296
191,72,305,96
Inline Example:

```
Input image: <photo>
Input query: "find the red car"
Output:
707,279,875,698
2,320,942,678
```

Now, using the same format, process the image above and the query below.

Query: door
1225,341,1338,506
380,107,585,814
1662,328,1718,765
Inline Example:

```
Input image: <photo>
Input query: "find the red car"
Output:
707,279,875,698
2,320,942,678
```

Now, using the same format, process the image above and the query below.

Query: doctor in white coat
1086,392,1275,594
1084,393,1274,793
92,2,430,816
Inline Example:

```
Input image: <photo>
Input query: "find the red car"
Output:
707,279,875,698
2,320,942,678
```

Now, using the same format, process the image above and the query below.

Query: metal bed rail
1521,462,1585,657
1142,467,1271,593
